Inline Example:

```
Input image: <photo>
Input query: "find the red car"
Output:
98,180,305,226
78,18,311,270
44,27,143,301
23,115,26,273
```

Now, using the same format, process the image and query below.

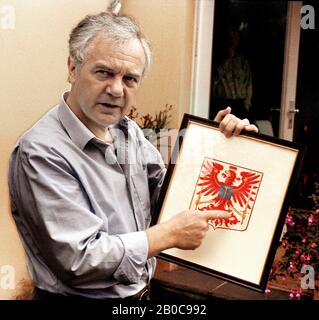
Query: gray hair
69,12,152,77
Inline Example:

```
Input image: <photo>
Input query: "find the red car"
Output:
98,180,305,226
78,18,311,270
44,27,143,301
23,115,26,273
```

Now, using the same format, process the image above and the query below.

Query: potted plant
127,104,173,134
268,183,319,299
128,105,174,165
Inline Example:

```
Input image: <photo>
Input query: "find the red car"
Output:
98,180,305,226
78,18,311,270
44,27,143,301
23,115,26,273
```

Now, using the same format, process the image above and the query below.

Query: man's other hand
214,107,258,138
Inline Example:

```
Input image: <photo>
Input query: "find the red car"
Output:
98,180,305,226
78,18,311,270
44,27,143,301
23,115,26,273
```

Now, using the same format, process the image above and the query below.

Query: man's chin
96,115,123,127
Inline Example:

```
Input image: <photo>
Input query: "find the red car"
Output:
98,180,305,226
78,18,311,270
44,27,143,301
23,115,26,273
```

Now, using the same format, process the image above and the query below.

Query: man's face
67,35,145,131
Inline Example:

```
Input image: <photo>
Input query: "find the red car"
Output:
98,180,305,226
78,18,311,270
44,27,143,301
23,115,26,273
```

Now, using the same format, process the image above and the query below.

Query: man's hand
166,210,230,250
214,107,258,138
145,210,230,257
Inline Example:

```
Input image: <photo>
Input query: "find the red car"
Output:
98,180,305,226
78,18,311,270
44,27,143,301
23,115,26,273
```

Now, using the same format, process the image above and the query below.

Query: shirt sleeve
9,141,149,287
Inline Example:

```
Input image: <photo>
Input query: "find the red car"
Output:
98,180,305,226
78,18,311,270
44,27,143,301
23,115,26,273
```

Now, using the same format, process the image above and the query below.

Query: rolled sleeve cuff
113,231,149,284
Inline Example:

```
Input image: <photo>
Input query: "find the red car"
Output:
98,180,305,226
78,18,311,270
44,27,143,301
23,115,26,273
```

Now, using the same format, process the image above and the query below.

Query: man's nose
106,78,124,98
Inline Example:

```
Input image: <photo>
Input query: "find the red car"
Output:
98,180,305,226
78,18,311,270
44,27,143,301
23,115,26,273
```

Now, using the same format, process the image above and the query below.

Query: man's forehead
85,35,146,69
88,34,143,56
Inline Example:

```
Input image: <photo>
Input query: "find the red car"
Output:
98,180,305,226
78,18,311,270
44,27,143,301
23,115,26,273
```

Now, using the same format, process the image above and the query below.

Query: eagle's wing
197,160,223,197
232,171,261,208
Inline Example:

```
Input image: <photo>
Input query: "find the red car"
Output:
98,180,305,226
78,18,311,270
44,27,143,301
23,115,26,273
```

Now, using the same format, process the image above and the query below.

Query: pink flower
288,261,295,270
281,240,288,248
285,214,295,226
289,289,302,300
265,287,271,294
302,237,308,243
295,248,302,255
301,253,312,262
300,254,306,262
308,214,315,225
305,254,312,262
310,242,317,248
296,289,303,299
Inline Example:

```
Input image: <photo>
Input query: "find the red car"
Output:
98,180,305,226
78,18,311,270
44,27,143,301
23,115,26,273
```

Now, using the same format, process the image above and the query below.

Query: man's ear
67,56,77,84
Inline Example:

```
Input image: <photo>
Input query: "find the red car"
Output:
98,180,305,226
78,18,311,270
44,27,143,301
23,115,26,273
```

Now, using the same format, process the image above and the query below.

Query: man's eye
97,70,108,75
124,76,137,84
96,70,115,78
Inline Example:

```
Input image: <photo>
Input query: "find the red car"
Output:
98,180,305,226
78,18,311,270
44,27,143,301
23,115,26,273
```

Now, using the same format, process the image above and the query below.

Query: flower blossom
308,214,315,225
289,289,303,300
285,214,295,227
300,253,312,262
281,240,288,248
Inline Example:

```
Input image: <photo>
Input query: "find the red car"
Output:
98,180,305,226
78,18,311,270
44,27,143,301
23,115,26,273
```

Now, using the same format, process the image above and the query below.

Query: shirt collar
118,115,129,130
58,92,95,150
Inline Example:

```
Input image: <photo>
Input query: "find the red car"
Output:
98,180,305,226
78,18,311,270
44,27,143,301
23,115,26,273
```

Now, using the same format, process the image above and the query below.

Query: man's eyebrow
94,64,142,79
95,64,113,71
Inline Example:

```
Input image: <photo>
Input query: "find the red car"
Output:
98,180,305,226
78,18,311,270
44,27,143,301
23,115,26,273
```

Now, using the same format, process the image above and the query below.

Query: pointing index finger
194,210,230,221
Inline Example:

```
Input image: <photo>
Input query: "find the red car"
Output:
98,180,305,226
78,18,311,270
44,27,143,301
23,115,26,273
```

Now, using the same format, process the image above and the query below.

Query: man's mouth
98,102,120,109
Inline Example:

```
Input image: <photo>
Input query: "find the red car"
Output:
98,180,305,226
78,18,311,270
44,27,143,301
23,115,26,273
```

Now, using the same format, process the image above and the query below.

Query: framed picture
151,114,305,292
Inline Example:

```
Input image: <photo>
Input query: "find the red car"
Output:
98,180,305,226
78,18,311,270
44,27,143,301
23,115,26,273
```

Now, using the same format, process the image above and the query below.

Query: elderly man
8,12,257,300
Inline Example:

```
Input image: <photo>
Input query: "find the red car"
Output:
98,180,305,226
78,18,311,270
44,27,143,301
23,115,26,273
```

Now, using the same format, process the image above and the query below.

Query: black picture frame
151,113,305,292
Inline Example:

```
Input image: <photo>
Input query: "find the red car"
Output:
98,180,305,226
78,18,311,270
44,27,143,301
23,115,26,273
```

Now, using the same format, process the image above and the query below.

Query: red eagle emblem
190,158,263,231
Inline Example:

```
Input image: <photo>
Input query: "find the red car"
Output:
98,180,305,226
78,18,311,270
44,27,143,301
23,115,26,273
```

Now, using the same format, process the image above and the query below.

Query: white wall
0,0,197,299
122,0,195,129
0,0,112,300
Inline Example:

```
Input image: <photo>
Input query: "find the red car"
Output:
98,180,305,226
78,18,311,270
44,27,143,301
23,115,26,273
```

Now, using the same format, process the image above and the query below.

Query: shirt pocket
131,171,151,226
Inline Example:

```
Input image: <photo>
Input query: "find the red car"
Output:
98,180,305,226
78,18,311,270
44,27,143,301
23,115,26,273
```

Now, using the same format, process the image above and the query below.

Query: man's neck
86,125,113,144
104,128,113,144
65,93,113,144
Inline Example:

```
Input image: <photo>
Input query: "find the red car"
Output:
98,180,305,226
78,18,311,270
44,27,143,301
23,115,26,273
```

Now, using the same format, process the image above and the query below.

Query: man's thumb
214,106,232,122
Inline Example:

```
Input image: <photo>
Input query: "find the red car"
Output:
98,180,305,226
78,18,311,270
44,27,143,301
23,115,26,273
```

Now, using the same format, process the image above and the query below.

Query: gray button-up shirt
8,93,166,298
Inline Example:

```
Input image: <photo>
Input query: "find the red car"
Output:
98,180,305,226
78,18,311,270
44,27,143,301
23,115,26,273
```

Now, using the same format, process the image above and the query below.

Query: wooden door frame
190,0,215,118
279,1,302,141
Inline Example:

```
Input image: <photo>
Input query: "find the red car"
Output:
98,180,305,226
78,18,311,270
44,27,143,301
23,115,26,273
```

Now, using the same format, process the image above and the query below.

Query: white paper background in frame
158,120,299,287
